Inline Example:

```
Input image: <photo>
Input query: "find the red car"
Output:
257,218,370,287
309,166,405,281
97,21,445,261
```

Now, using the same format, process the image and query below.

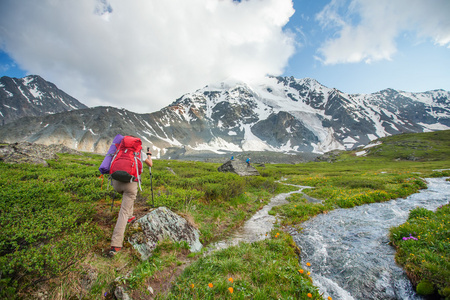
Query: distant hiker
231,156,234,160
103,135,153,257
246,158,250,166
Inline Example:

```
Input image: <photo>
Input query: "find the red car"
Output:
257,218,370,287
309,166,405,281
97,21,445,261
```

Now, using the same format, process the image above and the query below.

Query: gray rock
129,207,202,260
80,266,98,292
217,159,260,176
0,142,82,166
165,167,177,175
314,149,345,163
114,285,132,300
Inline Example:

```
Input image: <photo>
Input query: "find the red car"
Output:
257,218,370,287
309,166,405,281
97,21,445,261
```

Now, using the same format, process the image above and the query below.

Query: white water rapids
291,177,450,300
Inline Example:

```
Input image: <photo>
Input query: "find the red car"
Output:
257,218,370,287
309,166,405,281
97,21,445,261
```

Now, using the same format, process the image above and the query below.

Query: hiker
108,139,153,257
246,157,250,166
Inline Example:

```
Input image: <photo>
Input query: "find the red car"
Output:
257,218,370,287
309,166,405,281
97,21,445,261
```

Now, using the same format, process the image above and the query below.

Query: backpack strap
109,147,120,173
134,151,142,191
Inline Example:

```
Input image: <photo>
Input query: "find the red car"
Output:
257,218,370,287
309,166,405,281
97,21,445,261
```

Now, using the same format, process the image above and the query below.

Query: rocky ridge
0,75,448,160
0,75,87,124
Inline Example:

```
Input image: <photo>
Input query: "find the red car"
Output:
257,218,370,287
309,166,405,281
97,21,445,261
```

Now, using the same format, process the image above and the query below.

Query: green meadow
0,130,449,299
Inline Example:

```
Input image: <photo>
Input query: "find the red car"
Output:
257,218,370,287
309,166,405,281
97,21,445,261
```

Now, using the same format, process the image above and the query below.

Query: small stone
148,286,154,295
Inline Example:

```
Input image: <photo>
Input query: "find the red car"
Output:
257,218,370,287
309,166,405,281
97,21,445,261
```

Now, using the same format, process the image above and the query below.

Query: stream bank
207,183,312,252
291,177,450,300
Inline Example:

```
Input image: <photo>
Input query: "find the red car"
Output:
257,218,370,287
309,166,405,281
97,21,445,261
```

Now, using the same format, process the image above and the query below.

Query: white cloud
316,0,450,65
0,0,295,113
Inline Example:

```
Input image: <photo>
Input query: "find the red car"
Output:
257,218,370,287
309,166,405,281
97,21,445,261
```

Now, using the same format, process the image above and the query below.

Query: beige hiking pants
111,179,138,248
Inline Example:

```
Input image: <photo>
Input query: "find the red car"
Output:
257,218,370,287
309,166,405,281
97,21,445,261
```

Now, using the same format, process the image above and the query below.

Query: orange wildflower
306,262,311,266
208,283,213,288
228,277,234,283
298,269,304,274
228,287,234,294
307,293,312,298
190,284,194,289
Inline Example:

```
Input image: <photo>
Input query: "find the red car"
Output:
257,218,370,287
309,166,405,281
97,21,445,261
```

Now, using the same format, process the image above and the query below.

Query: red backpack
110,136,143,188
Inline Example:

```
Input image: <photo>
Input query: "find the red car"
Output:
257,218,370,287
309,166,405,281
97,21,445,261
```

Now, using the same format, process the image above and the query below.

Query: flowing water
208,183,312,252
291,177,450,300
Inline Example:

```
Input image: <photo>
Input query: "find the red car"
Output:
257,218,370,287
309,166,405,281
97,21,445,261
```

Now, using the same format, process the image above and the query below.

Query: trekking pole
150,166,154,207
147,147,154,208
110,191,115,212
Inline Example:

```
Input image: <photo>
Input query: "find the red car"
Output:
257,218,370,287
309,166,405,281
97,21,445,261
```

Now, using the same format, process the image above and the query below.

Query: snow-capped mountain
145,76,449,154
0,75,448,159
0,75,87,124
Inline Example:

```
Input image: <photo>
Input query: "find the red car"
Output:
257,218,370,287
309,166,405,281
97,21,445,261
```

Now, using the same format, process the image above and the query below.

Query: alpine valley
0,75,449,161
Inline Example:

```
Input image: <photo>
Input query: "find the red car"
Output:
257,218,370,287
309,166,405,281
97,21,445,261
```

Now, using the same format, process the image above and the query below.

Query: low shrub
408,207,434,220
0,154,103,297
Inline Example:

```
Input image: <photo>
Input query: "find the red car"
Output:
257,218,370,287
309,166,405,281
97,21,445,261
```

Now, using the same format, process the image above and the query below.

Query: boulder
314,149,345,163
217,159,260,176
129,207,202,260
0,142,82,166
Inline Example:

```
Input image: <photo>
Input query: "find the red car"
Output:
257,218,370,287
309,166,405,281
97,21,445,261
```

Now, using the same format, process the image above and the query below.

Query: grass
389,204,450,298
162,231,321,300
269,157,447,227
0,130,449,299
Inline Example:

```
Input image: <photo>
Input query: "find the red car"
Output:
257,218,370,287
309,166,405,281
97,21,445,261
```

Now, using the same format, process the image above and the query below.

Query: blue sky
1,0,449,113
283,0,450,95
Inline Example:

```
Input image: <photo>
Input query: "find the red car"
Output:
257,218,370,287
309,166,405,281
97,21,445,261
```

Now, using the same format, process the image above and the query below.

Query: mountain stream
291,177,450,300
206,177,449,299
208,183,313,251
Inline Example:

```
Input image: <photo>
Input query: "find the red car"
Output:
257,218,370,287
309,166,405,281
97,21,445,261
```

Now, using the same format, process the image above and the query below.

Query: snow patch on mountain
192,137,241,153
240,124,273,151
419,122,450,131
311,127,345,153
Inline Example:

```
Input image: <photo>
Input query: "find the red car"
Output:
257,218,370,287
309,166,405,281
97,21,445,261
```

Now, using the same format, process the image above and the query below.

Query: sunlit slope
354,130,450,161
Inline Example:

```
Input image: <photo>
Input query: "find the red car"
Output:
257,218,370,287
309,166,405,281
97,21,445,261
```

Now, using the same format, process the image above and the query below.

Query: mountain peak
0,75,449,158
0,75,88,124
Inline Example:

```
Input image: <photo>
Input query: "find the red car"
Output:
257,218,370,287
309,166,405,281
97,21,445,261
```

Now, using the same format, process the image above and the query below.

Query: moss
416,280,435,295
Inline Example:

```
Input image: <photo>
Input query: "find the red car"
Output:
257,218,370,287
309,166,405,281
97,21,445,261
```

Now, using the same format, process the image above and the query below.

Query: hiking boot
107,246,122,258
127,216,136,223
